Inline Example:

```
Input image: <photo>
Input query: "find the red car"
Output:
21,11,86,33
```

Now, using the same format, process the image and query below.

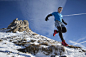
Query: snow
0,29,86,57
0,29,35,57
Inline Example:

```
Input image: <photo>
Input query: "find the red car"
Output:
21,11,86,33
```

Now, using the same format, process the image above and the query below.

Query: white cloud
63,13,86,16
76,37,86,43
69,37,86,50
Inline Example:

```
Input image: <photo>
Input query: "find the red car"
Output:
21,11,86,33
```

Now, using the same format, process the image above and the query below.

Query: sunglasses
59,8,63,10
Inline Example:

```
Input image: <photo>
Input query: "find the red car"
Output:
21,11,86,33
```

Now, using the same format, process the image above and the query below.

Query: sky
0,0,86,48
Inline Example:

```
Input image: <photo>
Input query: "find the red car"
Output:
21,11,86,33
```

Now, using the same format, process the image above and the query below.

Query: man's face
58,8,63,13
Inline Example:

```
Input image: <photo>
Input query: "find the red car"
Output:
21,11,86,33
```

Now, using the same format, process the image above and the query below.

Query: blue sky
0,0,86,48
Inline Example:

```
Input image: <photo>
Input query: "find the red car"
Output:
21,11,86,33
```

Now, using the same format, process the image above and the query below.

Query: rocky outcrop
7,18,30,33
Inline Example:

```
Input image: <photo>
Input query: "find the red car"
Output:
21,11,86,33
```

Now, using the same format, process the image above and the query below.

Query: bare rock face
7,18,30,33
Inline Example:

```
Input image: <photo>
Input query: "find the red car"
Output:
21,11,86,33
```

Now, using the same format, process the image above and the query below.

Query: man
45,7,68,46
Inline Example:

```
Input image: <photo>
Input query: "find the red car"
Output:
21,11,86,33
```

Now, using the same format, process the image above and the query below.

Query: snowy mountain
0,28,86,57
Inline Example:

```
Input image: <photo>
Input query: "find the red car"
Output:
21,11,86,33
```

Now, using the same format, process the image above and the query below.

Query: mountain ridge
0,19,86,57
0,28,86,57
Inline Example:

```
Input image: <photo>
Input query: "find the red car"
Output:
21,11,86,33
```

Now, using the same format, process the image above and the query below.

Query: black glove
62,19,67,25
64,23,67,25
45,18,49,21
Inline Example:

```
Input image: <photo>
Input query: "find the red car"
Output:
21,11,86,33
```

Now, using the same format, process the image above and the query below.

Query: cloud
80,41,86,44
17,0,67,36
69,37,86,50
63,13,86,16
76,37,86,43
69,40,86,49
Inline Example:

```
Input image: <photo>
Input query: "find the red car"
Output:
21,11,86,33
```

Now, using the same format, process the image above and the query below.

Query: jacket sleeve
62,19,67,25
45,14,52,21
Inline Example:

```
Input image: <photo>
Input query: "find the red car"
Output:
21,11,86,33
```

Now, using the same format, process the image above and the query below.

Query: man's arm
62,19,67,25
45,14,52,21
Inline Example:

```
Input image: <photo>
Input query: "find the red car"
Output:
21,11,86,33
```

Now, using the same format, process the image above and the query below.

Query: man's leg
53,27,67,36
53,30,58,36
62,27,67,33
57,26,68,46
57,26,64,41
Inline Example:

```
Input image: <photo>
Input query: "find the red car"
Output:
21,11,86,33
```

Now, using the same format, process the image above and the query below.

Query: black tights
57,26,67,41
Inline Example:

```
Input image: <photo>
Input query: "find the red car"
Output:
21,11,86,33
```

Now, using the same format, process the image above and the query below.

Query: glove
64,23,67,25
45,18,49,21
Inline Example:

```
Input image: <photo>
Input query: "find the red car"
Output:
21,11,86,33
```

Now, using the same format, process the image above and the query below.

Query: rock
51,55,55,57
0,39,2,42
60,56,67,57
19,27,25,32
7,18,30,33
23,20,29,26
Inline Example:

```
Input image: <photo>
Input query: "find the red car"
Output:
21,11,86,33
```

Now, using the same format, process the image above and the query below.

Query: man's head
58,7,63,13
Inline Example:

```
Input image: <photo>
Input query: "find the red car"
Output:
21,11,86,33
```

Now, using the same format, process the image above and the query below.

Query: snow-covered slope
0,28,86,57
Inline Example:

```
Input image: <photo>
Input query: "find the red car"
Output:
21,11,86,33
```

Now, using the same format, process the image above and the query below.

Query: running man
45,7,68,46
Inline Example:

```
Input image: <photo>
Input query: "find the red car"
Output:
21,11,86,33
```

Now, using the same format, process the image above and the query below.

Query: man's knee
62,27,67,33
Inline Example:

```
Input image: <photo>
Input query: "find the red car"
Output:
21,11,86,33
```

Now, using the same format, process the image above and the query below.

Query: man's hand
62,19,67,25
64,23,67,25
45,18,49,21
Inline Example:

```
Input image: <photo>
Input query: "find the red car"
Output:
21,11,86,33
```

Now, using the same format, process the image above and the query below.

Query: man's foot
53,30,58,36
62,40,68,46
